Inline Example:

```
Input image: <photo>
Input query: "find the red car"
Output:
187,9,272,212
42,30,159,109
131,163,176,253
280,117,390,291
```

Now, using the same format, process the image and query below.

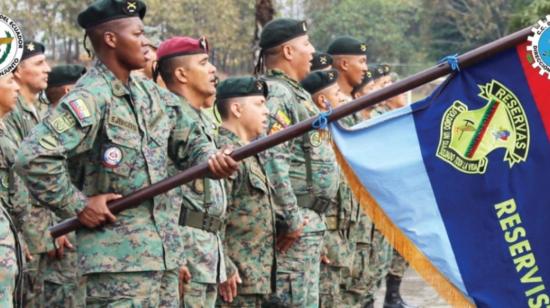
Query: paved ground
374,268,451,308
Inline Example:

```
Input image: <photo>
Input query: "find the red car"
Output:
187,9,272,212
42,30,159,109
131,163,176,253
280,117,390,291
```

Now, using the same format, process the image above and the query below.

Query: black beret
48,64,87,88
21,41,45,61
311,52,333,71
78,0,147,30
301,69,339,95
372,63,391,80
216,76,268,101
260,18,308,49
327,36,367,56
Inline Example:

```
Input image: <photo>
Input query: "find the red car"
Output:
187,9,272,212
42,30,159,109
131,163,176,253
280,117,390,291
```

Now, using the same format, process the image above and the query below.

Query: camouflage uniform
315,111,361,308
4,94,83,307
168,96,226,308
341,100,393,307
388,252,408,278
215,127,302,307
15,61,199,307
264,69,340,307
0,120,26,307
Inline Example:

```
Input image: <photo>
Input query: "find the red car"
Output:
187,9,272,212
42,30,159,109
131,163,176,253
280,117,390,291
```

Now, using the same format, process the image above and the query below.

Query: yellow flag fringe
333,145,474,308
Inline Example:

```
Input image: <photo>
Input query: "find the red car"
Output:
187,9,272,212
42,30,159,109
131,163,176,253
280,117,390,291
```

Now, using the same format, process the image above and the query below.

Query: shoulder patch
49,113,76,134
69,99,91,120
63,98,93,128
269,109,291,135
39,135,59,151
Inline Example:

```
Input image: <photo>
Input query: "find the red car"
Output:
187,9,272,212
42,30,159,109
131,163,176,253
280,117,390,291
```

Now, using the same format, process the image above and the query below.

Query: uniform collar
217,126,244,146
94,60,132,97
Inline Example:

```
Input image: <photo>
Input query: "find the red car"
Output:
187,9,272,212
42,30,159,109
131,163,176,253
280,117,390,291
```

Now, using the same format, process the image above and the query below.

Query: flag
331,41,550,307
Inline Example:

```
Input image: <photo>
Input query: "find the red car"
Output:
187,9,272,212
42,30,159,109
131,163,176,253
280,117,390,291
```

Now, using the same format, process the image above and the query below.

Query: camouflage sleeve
262,149,303,232
264,83,303,232
220,165,241,278
167,103,217,170
0,164,29,230
15,90,101,220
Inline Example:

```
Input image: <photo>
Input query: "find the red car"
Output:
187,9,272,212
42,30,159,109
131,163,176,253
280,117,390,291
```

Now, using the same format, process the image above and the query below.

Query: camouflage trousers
342,229,392,307
388,249,408,278
182,281,217,308
85,269,179,307
0,236,18,307
319,264,344,308
23,250,84,308
275,231,324,308
217,294,271,308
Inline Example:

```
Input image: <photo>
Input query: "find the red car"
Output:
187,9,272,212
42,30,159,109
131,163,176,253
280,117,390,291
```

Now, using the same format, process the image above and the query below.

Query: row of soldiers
0,0,416,307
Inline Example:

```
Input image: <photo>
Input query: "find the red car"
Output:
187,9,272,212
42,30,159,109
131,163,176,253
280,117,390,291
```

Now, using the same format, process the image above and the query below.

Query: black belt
296,195,337,215
179,208,223,233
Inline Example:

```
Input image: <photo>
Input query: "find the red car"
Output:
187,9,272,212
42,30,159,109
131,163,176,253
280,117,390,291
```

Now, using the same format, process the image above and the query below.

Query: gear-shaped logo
527,15,550,78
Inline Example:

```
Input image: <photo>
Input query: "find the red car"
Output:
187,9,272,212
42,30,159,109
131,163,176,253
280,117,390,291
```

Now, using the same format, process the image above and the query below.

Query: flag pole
49,26,532,238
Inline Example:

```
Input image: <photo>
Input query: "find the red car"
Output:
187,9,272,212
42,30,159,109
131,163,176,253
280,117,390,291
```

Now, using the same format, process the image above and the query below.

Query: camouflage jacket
14,61,201,274
263,69,339,233
170,96,227,284
217,127,302,294
4,95,57,254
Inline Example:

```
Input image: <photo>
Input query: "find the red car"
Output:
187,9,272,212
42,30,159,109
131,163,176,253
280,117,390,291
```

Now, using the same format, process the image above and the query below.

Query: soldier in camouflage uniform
327,38,395,308
0,71,26,308
155,36,232,308
45,64,87,110
301,69,357,308
256,18,341,307
7,40,83,308
15,1,236,306
214,76,303,307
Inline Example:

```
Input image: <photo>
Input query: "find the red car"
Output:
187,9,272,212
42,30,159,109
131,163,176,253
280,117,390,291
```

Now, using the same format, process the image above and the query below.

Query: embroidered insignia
39,135,59,150
50,114,76,134
68,99,91,120
103,146,123,168
437,80,530,174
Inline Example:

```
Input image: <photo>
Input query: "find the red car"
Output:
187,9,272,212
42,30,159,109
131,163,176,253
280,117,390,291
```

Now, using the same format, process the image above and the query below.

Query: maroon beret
157,36,209,61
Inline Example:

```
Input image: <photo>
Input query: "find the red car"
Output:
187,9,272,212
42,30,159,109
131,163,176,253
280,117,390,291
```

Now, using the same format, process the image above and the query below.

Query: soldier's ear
314,94,327,111
229,101,241,119
104,31,117,49
281,44,293,61
173,67,187,85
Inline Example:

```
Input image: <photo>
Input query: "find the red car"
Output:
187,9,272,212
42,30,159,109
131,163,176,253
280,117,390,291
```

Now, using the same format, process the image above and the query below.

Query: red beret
157,36,209,61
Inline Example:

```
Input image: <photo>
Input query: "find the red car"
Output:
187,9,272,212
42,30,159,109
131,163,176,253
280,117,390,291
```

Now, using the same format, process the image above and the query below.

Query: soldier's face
289,35,315,81
15,54,51,93
0,73,20,115
239,95,269,139
346,55,368,87
185,54,217,98
115,18,149,70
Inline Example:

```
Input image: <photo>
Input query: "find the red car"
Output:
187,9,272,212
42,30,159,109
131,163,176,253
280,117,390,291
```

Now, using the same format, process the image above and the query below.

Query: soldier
0,71,25,308
301,69,357,308
46,64,87,109
310,52,333,71
350,70,379,120
327,36,368,127
214,76,302,307
15,0,236,306
6,40,77,307
136,26,166,87
256,18,340,307
154,36,229,307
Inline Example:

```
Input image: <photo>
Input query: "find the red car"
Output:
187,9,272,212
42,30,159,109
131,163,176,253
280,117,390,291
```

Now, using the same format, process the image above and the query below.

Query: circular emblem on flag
527,15,550,79
0,14,24,77
103,146,123,168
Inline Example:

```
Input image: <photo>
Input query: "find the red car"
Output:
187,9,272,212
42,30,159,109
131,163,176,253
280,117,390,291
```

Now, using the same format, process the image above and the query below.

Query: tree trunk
253,0,275,57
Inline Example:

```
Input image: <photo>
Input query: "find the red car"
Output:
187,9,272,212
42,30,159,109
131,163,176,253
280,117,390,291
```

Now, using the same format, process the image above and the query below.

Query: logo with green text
437,80,530,174
0,14,23,76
